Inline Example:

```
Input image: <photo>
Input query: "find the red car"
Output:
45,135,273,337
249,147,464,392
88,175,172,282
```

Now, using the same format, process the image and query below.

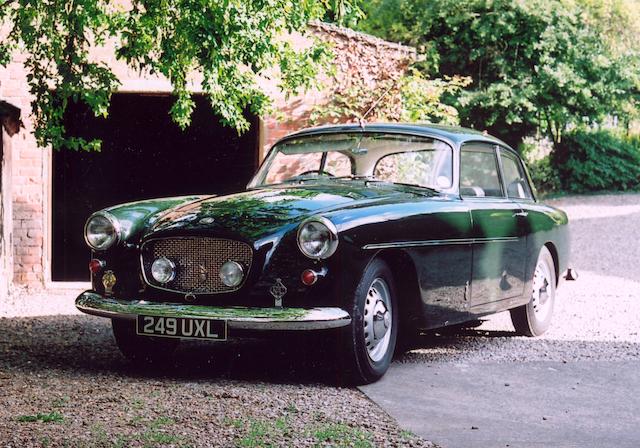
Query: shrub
527,156,562,194
552,129,640,193
519,137,560,194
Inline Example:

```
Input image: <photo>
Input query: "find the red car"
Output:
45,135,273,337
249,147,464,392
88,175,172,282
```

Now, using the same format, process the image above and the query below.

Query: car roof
282,122,511,149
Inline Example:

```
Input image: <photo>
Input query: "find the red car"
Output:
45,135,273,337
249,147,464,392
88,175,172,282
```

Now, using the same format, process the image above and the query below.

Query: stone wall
0,22,415,290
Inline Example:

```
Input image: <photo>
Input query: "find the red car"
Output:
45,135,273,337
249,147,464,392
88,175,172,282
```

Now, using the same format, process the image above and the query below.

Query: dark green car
76,123,573,384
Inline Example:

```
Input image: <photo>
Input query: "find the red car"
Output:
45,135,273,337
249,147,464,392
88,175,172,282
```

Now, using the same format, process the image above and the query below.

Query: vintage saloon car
76,123,571,384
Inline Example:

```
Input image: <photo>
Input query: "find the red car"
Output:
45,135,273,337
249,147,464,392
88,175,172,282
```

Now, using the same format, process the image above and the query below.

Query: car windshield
249,132,454,190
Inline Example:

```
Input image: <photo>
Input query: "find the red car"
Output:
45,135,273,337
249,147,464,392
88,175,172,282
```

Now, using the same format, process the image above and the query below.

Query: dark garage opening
53,93,259,282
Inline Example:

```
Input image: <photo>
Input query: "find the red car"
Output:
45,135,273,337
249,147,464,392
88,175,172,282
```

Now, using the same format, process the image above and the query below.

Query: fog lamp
219,261,244,288
151,257,176,284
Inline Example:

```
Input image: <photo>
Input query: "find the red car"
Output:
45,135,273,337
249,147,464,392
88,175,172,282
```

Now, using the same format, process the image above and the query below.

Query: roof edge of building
309,21,417,57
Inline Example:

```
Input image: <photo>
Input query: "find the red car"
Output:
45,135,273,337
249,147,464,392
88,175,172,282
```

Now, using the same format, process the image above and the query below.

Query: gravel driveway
361,193,640,447
1,193,637,447
0,313,429,447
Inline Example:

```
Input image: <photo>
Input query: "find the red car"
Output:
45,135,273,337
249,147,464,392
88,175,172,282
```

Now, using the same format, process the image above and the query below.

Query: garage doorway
52,93,259,282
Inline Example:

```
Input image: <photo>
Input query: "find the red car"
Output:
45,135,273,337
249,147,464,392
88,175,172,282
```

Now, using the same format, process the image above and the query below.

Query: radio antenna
359,80,397,129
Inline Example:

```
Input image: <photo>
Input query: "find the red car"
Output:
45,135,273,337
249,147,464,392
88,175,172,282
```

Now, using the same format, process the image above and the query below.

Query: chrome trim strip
363,236,519,250
76,291,351,331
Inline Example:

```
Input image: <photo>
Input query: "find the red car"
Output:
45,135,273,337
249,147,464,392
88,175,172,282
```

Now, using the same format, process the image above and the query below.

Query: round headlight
151,257,176,284
84,212,120,251
219,261,244,287
297,217,339,259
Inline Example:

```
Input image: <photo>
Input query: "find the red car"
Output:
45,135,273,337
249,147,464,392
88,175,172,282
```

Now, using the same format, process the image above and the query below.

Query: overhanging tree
0,0,357,151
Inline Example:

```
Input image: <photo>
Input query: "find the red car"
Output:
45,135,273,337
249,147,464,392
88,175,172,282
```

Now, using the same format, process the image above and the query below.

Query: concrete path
362,361,640,448
360,194,640,448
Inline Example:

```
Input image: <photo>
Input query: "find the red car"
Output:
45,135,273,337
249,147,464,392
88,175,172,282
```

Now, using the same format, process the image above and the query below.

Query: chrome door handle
513,211,528,218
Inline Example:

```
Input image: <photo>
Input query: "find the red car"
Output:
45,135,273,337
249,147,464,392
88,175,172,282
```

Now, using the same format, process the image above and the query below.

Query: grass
226,414,375,448
84,416,189,448
313,423,373,448
17,412,64,423
400,429,417,440
237,417,290,447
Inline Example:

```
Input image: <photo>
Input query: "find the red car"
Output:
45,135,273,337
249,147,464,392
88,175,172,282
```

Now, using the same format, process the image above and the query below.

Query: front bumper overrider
75,291,351,331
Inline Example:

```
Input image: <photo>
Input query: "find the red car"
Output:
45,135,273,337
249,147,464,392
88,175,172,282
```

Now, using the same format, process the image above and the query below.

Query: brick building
0,22,415,294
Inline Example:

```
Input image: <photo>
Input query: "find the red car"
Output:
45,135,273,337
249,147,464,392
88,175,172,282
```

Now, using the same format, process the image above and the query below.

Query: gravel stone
3,192,637,446
0,301,432,447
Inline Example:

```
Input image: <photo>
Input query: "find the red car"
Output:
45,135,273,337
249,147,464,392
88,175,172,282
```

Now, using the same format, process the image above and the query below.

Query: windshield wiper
332,175,378,181
368,180,440,196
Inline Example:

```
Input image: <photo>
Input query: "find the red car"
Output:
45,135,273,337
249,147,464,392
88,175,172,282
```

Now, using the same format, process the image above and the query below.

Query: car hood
145,182,424,242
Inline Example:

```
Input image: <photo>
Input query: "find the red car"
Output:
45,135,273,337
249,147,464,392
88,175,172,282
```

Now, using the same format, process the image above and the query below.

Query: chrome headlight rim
297,216,339,260
83,211,121,251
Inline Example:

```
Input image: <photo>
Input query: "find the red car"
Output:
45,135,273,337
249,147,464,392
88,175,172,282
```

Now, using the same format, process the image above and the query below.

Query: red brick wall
0,54,46,288
0,23,415,290
261,22,416,153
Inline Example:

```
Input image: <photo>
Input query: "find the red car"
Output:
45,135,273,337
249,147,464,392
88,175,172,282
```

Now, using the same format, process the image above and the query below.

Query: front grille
142,237,253,294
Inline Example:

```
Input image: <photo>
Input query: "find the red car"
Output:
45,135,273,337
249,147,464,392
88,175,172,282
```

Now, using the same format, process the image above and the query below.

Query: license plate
136,315,227,341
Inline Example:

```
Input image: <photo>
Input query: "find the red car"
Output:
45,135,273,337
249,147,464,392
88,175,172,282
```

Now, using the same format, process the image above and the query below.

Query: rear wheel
111,318,179,364
510,246,556,337
341,259,398,384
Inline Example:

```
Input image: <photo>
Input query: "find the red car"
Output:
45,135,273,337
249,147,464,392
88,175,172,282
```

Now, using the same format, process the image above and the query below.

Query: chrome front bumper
75,291,351,331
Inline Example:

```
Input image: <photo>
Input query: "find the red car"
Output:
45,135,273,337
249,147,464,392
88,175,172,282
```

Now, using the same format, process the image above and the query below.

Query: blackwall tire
111,318,179,364
341,259,398,385
510,246,556,337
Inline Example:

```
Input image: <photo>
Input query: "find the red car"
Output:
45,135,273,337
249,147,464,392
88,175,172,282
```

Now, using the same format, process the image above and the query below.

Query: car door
498,146,536,287
459,143,526,308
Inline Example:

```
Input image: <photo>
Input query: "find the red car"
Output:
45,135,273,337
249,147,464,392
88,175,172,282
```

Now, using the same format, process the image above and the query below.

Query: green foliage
519,138,561,194
17,412,64,423
358,0,640,148
313,423,373,447
553,129,640,192
310,71,470,125
321,0,365,27
0,0,350,151
400,71,471,124
527,156,562,195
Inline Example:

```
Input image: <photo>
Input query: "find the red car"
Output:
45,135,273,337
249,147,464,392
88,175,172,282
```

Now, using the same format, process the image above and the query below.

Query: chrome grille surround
141,237,253,294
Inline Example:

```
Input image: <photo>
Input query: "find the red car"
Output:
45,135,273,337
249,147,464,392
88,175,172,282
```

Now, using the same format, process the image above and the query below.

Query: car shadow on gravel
3,315,638,386
0,315,350,385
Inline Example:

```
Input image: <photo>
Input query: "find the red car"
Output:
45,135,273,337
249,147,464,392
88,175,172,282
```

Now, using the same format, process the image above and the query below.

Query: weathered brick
5,22,414,290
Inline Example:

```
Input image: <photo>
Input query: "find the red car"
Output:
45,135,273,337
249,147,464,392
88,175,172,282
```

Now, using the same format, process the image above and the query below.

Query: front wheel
510,246,556,337
341,259,398,384
111,318,179,364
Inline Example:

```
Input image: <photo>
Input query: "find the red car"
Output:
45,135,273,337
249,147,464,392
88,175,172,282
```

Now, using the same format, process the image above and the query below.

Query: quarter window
460,146,503,197
500,151,533,200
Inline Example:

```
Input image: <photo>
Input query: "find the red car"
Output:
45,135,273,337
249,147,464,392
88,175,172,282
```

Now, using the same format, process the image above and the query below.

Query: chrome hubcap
363,278,392,363
531,258,553,322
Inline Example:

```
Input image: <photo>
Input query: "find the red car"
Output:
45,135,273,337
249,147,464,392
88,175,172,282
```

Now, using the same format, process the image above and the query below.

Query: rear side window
500,151,533,200
460,146,503,197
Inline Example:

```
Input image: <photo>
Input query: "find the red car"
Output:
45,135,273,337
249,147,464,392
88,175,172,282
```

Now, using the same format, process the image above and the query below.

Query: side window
460,146,503,197
500,151,533,200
